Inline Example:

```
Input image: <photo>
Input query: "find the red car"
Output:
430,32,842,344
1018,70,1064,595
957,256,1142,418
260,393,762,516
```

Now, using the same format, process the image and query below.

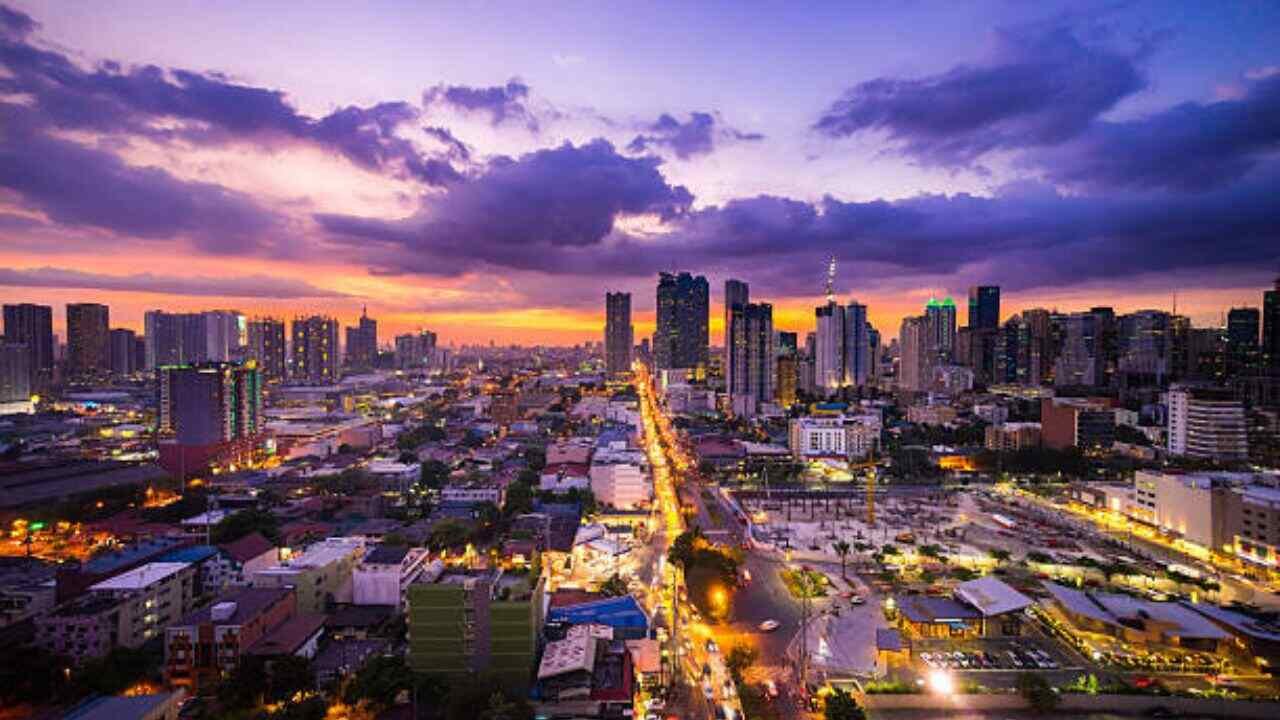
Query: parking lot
911,636,1080,673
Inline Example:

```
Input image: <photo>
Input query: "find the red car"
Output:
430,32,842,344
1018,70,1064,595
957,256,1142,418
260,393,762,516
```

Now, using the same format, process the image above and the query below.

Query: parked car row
919,645,1059,671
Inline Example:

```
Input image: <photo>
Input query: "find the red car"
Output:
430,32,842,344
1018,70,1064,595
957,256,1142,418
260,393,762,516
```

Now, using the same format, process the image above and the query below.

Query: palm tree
833,540,851,578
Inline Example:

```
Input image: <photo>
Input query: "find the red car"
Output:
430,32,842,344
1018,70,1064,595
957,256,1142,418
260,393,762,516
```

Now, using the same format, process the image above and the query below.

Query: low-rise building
1041,396,1116,450
984,422,1041,451
589,442,650,510
441,478,508,507
906,404,958,427
353,545,432,609
252,537,364,613
788,415,881,460
164,587,297,692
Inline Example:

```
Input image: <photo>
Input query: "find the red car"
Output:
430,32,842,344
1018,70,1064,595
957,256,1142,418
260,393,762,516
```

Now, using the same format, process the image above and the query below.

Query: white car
759,619,780,632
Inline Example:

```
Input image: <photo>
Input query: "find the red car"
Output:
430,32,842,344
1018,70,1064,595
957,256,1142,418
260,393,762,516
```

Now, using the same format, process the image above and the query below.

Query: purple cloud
422,78,537,129
628,112,764,160
814,26,1144,167
423,125,472,161
0,105,278,254
1030,74,1280,191
0,18,460,185
0,267,345,298
316,139,694,275
0,2,33,37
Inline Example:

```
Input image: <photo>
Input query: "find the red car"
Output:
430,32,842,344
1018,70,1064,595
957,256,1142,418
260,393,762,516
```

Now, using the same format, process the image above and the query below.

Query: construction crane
824,256,837,304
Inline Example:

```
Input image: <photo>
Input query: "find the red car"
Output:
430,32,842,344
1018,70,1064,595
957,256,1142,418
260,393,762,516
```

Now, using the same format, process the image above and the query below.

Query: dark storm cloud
0,15,460,185
0,267,346,298
0,106,277,254
1031,74,1280,191
422,79,537,129
316,139,694,275
317,133,1280,298
627,112,764,160
814,26,1144,167
423,125,472,161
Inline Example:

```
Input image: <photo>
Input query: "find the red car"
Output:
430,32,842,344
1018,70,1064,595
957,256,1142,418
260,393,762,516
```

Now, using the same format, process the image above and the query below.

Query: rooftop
246,613,326,656
63,693,180,720
174,587,293,627
89,562,190,592
363,544,411,565
219,532,276,563
955,576,1034,617
896,595,981,623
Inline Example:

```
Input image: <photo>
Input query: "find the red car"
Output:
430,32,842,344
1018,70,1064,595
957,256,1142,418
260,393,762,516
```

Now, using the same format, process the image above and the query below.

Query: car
706,638,720,654
722,679,735,696
759,619,780,632
646,699,665,712
762,680,779,699
702,662,712,679
703,682,715,700
849,594,865,605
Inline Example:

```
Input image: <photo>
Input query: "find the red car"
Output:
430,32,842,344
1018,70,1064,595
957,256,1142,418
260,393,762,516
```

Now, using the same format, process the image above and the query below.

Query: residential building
156,362,263,475
109,328,137,375
1226,306,1261,377
906,404,958,426
441,479,508,507
0,342,31,403
1040,397,1116,450
215,532,278,589
246,317,287,381
728,300,774,415
251,537,365,613
290,315,339,384
164,586,297,692
654,271,709,373
604,291,633,377
589,442,651,510
898,315,929,392
775,354,797,407
1264,276,1279,373
925,296,957,363
985,422,1042,451
408,570,542,691
395,330,438,370
1167,384,1248,461
344,307,378,370
66,302,110,378
3,303,53,389
353,545,432,609
788,415,881,460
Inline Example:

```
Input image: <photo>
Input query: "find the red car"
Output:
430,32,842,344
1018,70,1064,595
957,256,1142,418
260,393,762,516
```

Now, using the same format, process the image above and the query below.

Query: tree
444,676,532,720
420,459,451,488
344,655,415,710
504,480,534,516
725,644,759,684
1017,673,1060,712
524,446,546,472
428,519,471,551
988,548,1011,563
265,656,314,702
210,508,279,544
824,687,866,720
833,540,851,578
599,574,628,597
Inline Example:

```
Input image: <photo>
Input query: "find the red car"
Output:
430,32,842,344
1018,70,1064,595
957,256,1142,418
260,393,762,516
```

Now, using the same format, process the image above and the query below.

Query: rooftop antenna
825,256,837,304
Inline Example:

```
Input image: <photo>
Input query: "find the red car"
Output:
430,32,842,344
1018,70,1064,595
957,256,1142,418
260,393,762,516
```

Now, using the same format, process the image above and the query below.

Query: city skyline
1,2,1278,344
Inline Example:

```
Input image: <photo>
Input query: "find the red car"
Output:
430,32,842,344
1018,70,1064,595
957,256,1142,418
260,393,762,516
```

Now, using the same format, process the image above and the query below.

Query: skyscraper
3,303,53,390
1054,309,1116,388
654,272,709,372
157,362,263,475
395,331,438,370
898,315,929,391
246,318,287,381
604,292,633,377
1264,276,1280,374
1226,306,1261,377
0,342,31,402
968,286,1000,330
345,307,378,370
728,300,774,415
724,279,750,395
1118,310,1172,380
109,328,138,375
843,301,871,386
290,315,339,385
145,310,184,369
66,303,110,378
924,297,956,363
814,301,844,393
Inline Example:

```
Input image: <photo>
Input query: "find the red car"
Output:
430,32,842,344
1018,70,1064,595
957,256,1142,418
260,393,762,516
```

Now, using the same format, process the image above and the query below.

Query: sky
1,0,1278,346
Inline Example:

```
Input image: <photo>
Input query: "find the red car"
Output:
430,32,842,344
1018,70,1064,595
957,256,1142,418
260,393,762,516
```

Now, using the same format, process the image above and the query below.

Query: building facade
66,302,110,379
290,315,339,385
1167,384,1248,461
604,292,633,377
654,272,709,373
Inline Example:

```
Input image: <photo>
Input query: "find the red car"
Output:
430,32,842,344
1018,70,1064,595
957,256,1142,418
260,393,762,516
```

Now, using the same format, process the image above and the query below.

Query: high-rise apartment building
844,301,871,387
1054,308,1116,388
145,310,183,369
968,286,1000,330
814,301,844,393
290,316,339,385
66,303,110,378
728,301,774,415
344,307,378,370
604,292,633,377
157,362,263,474
3,303,53,389
109,328,137,375
654,272,709,372
0,342,31,402
724,279,750,394
246,318,287,381
898,315,929,392
395,330,438,370
925,297,957,364
1167,384,1248,462
1118,310,1172,381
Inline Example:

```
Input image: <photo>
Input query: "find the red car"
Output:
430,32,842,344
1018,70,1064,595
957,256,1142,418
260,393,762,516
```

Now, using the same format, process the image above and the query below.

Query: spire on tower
824,256,837,304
